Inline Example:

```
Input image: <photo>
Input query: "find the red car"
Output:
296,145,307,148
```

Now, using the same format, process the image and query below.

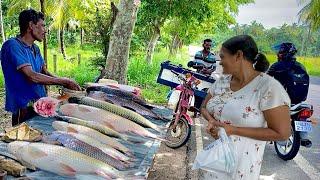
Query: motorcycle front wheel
165,117,191,149
274,124,300,160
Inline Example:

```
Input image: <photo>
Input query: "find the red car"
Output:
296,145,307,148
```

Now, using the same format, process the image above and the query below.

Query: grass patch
127,47,189,104
266,54,320,76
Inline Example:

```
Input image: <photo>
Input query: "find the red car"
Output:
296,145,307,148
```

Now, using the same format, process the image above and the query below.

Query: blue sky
235,0,307,28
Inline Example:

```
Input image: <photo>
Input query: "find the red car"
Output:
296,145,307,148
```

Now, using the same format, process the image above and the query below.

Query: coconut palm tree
298,0,320,31
8,0,95,59
298,0,320,56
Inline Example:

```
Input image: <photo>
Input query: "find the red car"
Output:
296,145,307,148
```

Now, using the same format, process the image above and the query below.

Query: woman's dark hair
19,9,44,35
222,35,269,72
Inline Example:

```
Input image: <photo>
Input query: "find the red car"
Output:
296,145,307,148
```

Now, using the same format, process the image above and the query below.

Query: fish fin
67,127,78,133
27,146,48,159
102,121,115,130
20,159,37,171
126,134,147,144
77,106,92,113
103,98,114,104
95,170,114,179
122,106,136,112
59,163,76,176
41,137,62,146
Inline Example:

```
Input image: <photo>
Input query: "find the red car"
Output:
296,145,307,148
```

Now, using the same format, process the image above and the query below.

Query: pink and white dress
205,73,290,180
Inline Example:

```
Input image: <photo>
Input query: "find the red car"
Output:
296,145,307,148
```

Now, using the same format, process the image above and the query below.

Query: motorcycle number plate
294,121,312,132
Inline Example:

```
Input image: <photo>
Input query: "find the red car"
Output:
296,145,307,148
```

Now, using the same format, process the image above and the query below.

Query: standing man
188,39,216,75
1,9,81,126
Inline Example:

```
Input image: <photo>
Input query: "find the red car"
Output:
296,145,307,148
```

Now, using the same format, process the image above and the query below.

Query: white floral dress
205,73,290,180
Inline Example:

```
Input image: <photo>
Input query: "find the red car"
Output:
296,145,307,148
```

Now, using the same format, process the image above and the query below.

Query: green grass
0,45,319,104
266,54,320,76
127,47,189,104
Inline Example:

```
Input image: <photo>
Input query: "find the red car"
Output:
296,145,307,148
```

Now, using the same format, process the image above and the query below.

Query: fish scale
88,91,162,119
7,141,129,178
86,86,149,107
68,96,164,132
58,104,163,140
52,121,132,156
43,131,130,171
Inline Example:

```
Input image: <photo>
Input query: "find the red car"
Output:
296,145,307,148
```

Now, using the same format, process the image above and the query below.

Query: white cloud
235,0,307,28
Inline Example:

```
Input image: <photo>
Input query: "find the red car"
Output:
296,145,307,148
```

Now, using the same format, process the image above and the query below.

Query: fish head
7,141,30,156
52,121,68,131
59,104,77,116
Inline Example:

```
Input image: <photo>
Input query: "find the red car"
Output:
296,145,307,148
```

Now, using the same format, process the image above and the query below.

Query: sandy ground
147,125,198,180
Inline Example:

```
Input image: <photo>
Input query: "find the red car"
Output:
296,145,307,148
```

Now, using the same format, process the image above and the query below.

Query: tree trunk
60,27,67,59
0,0,5,44
102,2,118,58
304,25,312,57
80,28,84,45
57,28,60,50
169,34,180,55
104,0,140,84
146,24,160,64
40,0,48,66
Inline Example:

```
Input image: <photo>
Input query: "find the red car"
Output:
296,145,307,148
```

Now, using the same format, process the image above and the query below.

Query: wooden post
78,53,81,66
53,54,57,73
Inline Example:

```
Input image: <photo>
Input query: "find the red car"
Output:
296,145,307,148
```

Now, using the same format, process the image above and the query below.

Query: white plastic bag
192,128,237,174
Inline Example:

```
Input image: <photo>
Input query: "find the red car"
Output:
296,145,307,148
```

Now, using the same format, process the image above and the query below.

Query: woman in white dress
201,35,291,180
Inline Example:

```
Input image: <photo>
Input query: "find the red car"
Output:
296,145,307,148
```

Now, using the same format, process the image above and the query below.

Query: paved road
196,76,320,180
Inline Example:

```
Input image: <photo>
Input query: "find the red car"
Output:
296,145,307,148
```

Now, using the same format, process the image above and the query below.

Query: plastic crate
157,61,215,98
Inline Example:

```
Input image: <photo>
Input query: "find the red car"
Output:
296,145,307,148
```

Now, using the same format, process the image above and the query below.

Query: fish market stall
0,84,172,179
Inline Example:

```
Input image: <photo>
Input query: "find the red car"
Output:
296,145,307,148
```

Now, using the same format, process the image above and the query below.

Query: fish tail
120,170,146,180
126,135,147,144
140,130,167,142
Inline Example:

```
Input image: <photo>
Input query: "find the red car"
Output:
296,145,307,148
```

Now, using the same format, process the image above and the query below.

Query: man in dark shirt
267,42,309,105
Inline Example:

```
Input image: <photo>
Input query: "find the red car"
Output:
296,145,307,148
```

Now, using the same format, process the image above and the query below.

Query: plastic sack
192,128,237,174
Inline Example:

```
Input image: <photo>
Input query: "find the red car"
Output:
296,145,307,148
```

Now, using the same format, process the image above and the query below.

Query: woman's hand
206,121,236,139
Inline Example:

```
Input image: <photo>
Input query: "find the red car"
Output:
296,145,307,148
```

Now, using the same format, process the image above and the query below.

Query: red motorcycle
165,71,200,148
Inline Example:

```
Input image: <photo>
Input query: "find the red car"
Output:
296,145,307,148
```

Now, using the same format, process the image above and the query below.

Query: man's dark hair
19,9,44,35
203,39,212,44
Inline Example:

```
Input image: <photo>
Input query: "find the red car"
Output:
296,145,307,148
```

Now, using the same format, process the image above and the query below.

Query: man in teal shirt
1,9,80,126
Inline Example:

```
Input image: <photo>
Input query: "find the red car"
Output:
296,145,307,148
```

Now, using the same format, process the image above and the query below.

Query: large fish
52,121,132,156
68,96,163,132
42,131,131,170
56,115,130,141
86,82,141,96
60,131,135,163
87,91,162,120
86,85,153,109
58,104,164,140
57,116,144,143
7,141,136,179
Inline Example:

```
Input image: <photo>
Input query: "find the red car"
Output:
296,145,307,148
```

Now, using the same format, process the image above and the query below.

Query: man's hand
61,78,81,91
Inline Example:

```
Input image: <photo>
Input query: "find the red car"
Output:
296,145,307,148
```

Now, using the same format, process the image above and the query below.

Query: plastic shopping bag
192,128,237,174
